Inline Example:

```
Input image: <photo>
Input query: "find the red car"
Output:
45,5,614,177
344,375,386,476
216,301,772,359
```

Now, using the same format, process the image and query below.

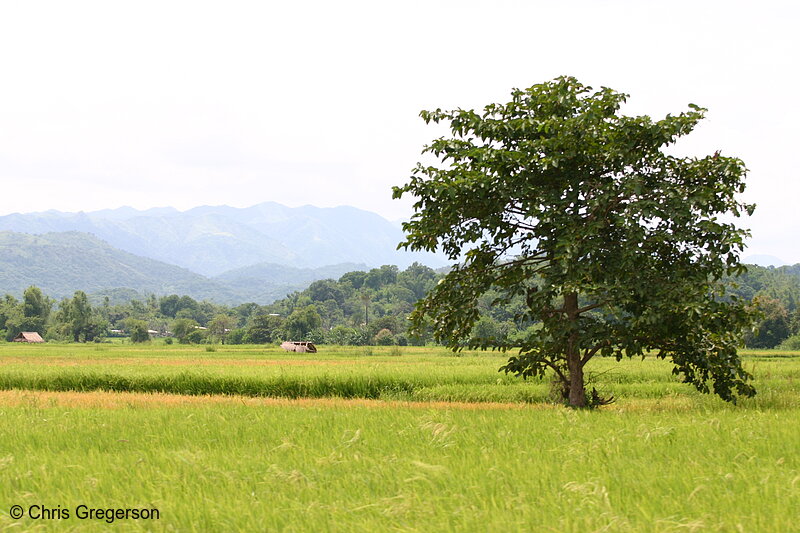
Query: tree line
1,262,799,348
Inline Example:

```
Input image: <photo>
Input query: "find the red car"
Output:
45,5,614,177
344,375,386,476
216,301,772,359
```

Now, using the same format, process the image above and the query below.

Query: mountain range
0,202,443,276
0,231,368,304
0,202,446,304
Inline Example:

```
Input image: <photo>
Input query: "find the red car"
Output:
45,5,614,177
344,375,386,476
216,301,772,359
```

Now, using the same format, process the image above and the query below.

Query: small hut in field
13,332,45,343
280,341,317,353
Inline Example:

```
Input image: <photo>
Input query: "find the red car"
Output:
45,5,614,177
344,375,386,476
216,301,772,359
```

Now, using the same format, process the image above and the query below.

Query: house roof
14,332,45,343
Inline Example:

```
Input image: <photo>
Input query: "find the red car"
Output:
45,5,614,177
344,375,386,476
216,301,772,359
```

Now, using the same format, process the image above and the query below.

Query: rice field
1,343,799,531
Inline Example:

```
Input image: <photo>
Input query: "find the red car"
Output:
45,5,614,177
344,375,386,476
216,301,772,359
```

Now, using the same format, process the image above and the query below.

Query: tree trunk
564,292,587,408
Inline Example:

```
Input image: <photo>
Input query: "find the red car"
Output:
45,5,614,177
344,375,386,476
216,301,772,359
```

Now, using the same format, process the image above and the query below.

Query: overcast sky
0,0,797,262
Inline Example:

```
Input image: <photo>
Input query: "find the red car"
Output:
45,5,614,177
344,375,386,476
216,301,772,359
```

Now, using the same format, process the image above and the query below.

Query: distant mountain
0,231,374,304
0,231,237,302
0,203,446,276
743,254,787,267
213,262,368,303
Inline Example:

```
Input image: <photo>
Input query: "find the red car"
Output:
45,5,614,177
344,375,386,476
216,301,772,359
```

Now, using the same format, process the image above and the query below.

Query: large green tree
22,286,51,333
284,305,323,340
394,77,758,407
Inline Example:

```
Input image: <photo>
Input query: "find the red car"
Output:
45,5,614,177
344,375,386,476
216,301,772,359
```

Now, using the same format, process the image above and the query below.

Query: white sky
0,0,798,262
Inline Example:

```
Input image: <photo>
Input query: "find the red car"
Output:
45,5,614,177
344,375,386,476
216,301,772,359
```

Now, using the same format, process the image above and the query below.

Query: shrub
226,328,246,345
185,329,207,344
374,328,396,346
127,320,150,344
305,328,327,344
777,334,800,351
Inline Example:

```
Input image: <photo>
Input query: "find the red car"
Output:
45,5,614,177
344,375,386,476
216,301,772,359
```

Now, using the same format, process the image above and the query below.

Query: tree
56,291,104,342
284,305,322,340
339,271,367,290
22,286,51,333
0,296,23,341
358,290,373,326
172,318,199,344
246,314,284,344
125,319,151,343
307,280,345,306
745,296,791,348
398,262,438,299
394,76,758,407
208,314,236,344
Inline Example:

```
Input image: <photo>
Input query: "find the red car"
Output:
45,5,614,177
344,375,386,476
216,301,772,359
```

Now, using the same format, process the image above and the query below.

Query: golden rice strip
0,389,549,410
0,389,698,412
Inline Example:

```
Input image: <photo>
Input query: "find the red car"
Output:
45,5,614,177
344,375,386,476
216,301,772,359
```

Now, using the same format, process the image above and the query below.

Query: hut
13,332,45,343
280,341,317,353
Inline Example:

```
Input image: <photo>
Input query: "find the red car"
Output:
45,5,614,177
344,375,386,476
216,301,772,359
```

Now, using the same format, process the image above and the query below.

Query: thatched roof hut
13,332,45,343
280,341,317,353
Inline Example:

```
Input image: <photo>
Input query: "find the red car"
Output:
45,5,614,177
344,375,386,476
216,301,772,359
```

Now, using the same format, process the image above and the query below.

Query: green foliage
126,319,151,343
778,334,800,350
374,328,396,346
172,318,199,344
56,291,107,342
245,314,284,344
208,314,236,344
394,76,758,407
226,328,247,345
22,286,51,334
185,329,207,344
746,296,791,348
284,305,323,340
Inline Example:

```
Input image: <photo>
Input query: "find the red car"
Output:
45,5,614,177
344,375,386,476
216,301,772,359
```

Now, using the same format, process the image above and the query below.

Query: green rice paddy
1,343,798,531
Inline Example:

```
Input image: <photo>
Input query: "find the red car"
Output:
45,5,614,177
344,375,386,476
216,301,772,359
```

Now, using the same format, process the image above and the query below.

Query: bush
184,329,207,344
128,320,150,343
374,328,396,346
326,326,359,345
226,328,247,345
305,328,327,344
777,334,800,351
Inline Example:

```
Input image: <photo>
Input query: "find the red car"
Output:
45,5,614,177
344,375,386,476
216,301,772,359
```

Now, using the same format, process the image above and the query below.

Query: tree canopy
394,76,758,407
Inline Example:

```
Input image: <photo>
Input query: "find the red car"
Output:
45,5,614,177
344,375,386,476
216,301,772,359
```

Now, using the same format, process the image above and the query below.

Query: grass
0,343,798,408
1,343,799,531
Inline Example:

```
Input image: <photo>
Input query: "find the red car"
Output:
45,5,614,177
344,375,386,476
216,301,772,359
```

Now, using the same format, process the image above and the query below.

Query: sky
0,0,798,263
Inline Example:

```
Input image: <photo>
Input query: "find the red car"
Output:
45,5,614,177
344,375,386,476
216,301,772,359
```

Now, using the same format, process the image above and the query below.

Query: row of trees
727,265,800,349
2,261,799,348
0,264,440,345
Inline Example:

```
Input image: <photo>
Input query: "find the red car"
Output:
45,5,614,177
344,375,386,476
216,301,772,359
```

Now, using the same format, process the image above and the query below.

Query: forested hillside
727,264,800,348
0,231,237,301
0,231,366,304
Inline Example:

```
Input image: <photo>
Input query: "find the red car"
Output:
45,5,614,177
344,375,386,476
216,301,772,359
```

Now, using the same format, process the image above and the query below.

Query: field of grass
1,343,799,531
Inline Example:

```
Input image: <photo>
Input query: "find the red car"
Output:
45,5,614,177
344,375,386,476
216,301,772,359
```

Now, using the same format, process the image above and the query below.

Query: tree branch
581,342,608,366
576,301,606,314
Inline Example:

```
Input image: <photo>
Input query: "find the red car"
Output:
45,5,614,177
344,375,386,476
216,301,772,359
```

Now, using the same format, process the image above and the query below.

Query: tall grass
1,402,799,531
1,344,799,530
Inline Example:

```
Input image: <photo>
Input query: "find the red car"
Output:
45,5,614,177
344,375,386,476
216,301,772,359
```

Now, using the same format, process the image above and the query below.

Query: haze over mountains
0,202,446,303
0,202,443,276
